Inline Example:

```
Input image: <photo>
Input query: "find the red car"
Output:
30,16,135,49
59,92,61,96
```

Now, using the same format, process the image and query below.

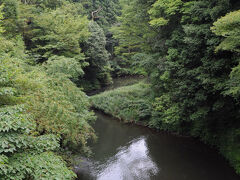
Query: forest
0,0,240,179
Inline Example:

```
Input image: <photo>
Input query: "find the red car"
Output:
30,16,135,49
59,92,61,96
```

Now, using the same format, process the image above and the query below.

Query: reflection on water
95,137,158,180
73,111,240,180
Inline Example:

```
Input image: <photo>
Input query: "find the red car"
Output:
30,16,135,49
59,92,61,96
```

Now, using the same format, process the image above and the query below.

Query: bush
0,57,76,179
0,35,96,179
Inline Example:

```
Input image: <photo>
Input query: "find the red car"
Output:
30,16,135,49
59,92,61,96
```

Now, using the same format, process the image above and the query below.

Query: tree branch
91,7,102,21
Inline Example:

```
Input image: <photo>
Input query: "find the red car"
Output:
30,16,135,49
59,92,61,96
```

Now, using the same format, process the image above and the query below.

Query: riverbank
86,75,145,96
90,81,240,176
90,83,152,123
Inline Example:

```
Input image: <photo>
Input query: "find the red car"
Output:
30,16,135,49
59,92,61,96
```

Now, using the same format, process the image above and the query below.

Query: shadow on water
73,112,240,180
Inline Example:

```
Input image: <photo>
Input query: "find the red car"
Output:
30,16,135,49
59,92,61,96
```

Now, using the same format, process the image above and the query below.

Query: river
73,77,240,180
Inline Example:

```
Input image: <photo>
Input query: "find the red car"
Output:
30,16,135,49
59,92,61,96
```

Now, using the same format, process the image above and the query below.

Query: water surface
73,111,240,180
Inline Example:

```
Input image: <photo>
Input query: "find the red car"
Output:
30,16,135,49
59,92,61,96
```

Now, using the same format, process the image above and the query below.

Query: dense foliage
109,0,153,76
16,0,114,91
0,0,122,178
92,0,240,175
79,21,112,91
72,0,120,31
0,1,97,179
1,0,240,178
0,39,78,179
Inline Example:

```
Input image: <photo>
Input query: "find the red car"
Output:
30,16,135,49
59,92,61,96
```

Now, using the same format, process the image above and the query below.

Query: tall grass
91,83,152,123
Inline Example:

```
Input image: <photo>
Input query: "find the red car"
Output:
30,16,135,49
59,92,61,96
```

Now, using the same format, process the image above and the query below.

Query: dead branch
91,7,102,21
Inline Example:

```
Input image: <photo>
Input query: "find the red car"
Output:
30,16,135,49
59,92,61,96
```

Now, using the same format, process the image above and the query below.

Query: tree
80,21,112,90
0,0,19,38
0,4,4,33
212,10,240,53
71,0,121,31
148,0,183,27
110,0,156,75
17,1,91,84
28,2,89,60
112,0,240,174
0,42,76,179
212,10,240,101
0,2,97,178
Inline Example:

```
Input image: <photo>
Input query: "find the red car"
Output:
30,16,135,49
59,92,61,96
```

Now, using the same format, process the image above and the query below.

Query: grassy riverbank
91,83,240,175
91,83,152,123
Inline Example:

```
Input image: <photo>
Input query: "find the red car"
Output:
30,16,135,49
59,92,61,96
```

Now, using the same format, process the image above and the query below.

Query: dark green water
73,111,240,180
73,77,240,180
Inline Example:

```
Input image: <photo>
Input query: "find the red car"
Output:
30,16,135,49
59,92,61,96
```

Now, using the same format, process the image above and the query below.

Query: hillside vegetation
95,0,240,174
1,0,240,178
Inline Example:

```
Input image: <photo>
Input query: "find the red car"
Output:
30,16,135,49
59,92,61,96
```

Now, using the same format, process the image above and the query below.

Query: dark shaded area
73,111,240,180
86,75,145,95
